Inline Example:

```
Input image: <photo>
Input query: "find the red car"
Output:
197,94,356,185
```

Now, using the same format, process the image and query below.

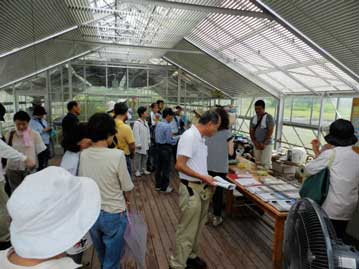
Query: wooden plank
134,179,161,269
137,178,170,269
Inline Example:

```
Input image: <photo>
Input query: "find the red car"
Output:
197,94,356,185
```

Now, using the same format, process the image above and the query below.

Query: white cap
7,166,101,259
117,98,127,103
106,101,116,112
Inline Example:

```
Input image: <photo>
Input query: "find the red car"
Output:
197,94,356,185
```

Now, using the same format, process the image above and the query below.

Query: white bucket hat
7,166,101,259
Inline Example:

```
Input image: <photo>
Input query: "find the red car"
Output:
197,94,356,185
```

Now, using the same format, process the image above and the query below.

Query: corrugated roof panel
260,0,359,78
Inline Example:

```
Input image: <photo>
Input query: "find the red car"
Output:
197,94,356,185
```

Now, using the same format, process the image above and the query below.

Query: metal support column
84,66,88,121
46,70,52,124
105,65,108,88
177,69,181,106
165,70,169,102
238,97,255,131
14,86,18,112
184,82,187,112
317,94,325,139
60,66,64,115
68,62,73,100
274,95,284,150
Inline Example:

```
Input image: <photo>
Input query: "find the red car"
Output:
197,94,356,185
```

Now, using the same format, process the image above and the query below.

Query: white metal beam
253,59,328,75
0,48,101,90
184,37,282,98
0,15,110,59
206,18,318,95
58,39,204,54
69,1,272,19
163,56,232,99
255,0,359,83
274,95,284,149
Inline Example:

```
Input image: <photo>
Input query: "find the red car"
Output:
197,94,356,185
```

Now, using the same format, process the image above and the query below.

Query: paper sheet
235,177,259,186
214,176,236,190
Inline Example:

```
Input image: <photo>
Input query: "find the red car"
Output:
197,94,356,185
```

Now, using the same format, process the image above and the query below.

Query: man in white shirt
169,111,221,269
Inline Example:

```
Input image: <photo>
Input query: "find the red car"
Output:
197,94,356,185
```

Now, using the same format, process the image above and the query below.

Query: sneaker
206,211,214,225
160,186,173,193
135,171,142,177
143,170,151,175
186,257,207,269
212,216,224,227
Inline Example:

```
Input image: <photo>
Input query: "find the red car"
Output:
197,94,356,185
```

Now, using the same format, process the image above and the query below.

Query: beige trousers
169,182,214,269
0,182,10,243
254,144,273,169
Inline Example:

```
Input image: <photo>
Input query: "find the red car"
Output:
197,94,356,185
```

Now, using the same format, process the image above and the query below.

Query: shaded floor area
80,169,273,269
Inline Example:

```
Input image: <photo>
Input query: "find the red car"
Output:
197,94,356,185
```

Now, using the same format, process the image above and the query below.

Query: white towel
252,114,268,129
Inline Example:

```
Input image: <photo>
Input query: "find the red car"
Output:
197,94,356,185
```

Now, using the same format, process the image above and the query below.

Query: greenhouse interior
0,1,359,269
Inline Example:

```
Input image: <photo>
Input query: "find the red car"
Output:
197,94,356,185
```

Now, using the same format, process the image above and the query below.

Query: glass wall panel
86,66,106,87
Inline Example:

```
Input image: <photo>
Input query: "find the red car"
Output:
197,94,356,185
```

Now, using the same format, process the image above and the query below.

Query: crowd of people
0,98,358,269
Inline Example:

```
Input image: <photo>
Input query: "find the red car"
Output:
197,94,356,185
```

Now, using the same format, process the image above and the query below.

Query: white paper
269,200,293,212
261,177,285,185
338,256,357,269
271,184,298,192
214,181,236,190
247,185,272,194
235,178,259,186
214,176,236,190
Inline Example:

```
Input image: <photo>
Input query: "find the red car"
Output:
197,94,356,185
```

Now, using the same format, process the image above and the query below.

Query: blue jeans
90,211,128,269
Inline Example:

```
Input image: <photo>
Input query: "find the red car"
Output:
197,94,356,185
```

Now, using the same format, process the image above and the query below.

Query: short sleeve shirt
6,129,46,170
250,114,274,144
79,147,134,213
206,129,233,173
115,119,135,156
177,125,208,182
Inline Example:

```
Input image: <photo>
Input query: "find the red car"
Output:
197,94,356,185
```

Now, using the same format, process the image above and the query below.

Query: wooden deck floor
80,169,273,269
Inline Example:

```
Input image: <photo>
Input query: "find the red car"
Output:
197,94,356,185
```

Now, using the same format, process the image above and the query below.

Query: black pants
37,144,50,171
147,141,157,171
172,143,178,163
155,144,172,191
331,219,349,239
209,171,227,217
0,241,11,250
126,155,132,177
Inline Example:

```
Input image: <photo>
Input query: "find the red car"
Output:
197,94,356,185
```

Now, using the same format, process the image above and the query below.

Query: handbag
299,150,335,205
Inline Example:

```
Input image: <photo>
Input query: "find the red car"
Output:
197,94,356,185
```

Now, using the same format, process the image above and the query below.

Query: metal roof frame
255,0,359,82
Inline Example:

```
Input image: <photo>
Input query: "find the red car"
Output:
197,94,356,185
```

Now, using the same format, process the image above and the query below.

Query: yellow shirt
115,119,135,156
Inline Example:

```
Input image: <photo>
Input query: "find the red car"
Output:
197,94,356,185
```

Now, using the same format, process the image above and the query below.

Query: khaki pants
254,144,273,169
169,182,214,269
0,182,10,243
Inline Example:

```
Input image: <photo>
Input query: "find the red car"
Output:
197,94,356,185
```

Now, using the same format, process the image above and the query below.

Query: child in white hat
0,166,101,269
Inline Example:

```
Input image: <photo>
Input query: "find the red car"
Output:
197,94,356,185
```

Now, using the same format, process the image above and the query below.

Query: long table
225,158,288,269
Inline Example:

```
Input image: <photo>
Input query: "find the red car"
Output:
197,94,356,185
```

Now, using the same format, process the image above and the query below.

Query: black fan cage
284,198,336,269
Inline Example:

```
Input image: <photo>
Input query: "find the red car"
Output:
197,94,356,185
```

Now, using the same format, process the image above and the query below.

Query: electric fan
284,198,359,269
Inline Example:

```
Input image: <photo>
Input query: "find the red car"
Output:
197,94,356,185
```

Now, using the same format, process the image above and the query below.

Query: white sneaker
143,170,151,175
212,216,224,227
135,171,142,177
161,186,173,193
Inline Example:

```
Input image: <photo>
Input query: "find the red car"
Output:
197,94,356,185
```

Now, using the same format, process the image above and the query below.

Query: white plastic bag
60,151,80,176
123,212,147,269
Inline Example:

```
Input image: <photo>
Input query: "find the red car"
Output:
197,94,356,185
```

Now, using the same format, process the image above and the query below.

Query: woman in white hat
0,166,101,269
